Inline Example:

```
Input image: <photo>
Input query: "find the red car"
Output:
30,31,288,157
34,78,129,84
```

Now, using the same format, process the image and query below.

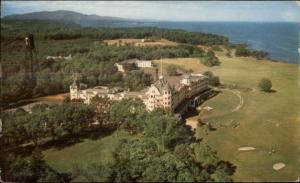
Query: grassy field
43,130,135,174
154,52,300,181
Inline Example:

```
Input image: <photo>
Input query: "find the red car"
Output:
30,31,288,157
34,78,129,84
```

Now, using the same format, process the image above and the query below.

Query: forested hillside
1,19,267,108
1,19,229,107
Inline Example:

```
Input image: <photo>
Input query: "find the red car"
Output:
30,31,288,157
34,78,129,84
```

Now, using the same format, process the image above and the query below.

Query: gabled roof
152,78,171,94
70,81,78,89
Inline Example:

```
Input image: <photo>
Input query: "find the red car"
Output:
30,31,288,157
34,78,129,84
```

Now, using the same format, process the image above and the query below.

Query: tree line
233,44,268,60
1,19,229,46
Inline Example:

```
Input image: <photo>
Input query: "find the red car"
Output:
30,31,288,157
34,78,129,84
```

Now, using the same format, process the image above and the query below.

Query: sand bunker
273,162,285,171
238,147,256,151
186,119,198,130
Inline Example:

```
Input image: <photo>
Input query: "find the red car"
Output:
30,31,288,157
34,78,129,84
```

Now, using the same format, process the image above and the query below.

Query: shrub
235,46,251,57
258,78,272,92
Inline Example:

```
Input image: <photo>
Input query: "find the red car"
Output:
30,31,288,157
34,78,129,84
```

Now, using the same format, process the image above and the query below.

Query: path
213,87,244,112
185,87,244,129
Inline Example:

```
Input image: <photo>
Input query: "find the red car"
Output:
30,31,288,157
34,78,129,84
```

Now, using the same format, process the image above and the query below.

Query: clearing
43,130,135,174
102,38,178,47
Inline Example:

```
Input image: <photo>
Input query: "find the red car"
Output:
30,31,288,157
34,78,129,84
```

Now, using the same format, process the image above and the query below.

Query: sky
1,1,299,22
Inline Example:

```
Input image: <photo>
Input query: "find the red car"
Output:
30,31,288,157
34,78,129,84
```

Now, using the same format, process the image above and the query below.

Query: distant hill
3,10,136,27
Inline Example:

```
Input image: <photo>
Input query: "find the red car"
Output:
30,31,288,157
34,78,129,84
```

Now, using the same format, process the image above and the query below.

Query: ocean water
104,21,300,64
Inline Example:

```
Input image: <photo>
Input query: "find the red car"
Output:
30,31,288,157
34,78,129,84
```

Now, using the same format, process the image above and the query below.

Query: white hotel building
70,73,209,113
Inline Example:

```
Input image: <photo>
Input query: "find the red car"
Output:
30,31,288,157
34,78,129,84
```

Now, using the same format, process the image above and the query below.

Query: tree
62,104,95,135
112,138,161,182
201,51,220,67
258,78,272,92
235,45,251,57
10,156,35,182
3,112,29,145
142,157,178,182
10,148,45,182
10,148,66,183
193,143,219,167
25,111,48,146
90,96,114,126
144,110,194,150
123,71,152,91
46,106,66,140
110,98,146,132
235,45,268,60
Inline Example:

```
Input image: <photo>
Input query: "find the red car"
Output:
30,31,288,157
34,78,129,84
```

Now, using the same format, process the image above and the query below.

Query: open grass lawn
155,52,300,181
43,130,135,174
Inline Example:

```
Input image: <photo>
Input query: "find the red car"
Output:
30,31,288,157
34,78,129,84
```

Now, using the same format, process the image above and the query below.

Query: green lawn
43,130,135,173
158,52,300,181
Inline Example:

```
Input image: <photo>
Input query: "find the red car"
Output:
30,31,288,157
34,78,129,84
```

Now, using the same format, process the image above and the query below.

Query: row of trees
234,44,268,60
2,103,95,146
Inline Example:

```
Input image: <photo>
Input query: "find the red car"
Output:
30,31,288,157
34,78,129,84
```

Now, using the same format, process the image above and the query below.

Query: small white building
115,59,153,73
135,60,153,68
